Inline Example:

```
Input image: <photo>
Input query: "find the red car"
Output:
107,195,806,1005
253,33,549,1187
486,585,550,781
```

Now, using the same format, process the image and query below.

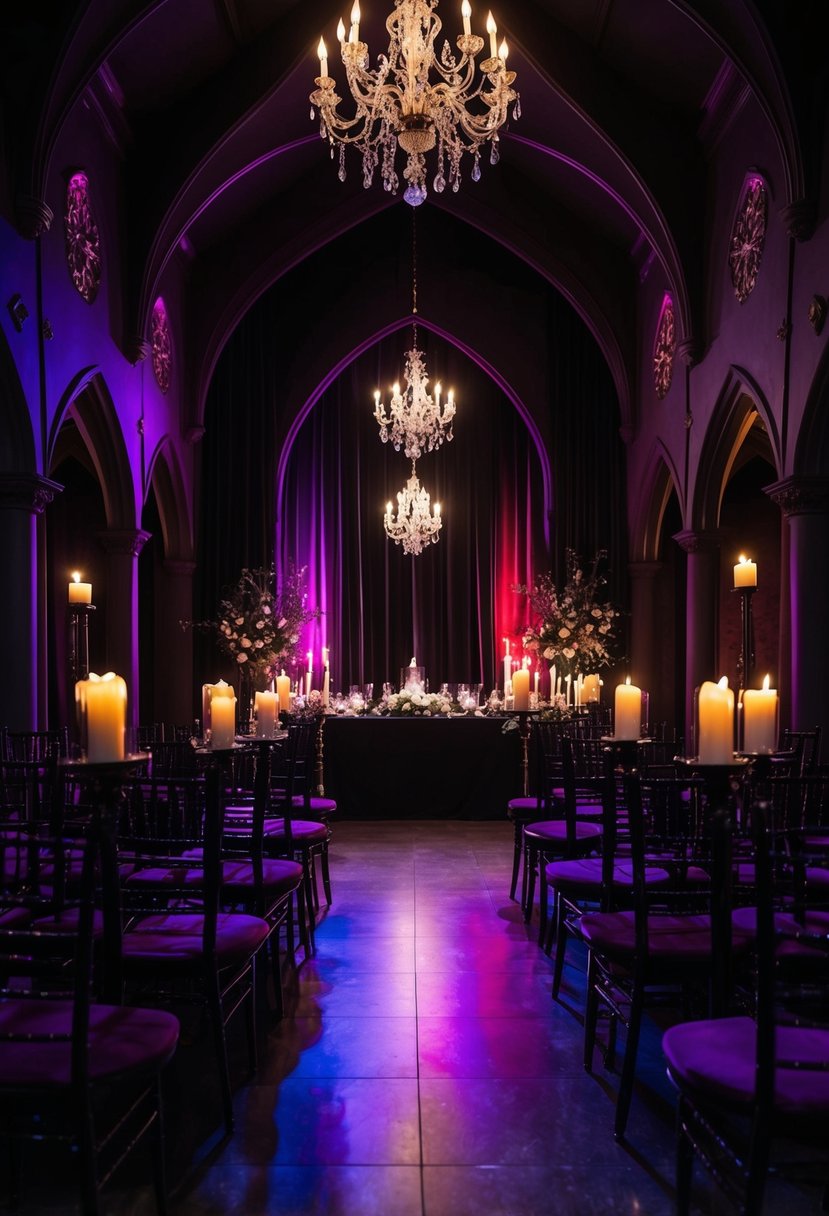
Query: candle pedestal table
677,755,749,1016
68,602,95,686
733,585,756,691
59,753,149,1002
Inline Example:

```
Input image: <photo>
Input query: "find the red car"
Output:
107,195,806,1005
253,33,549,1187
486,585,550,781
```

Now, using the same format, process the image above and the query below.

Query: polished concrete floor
6,820,826,1214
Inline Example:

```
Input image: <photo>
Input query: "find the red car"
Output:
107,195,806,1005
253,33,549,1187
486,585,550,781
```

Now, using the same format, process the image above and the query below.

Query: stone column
97,529,151,730
156,559,196,727
628,561,662,730
0,474,62,729
674,530,721,752
766,478,829,742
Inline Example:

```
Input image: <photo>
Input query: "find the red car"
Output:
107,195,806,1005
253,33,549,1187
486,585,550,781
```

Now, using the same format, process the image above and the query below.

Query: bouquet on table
186,563,320,681
384,689,454,717
514,549,620,677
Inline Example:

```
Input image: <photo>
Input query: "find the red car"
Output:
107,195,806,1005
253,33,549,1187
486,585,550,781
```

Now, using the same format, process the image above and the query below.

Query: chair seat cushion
291,795,337,817
0,906,31,929
220,858,304,899
123,911,270,969
663,1016,829,1115
580,909,754,960
732,907,829,959
261,819,329,844
545,857,670,892
0,1001,179,1088
31,907,105,936
524,820,602,845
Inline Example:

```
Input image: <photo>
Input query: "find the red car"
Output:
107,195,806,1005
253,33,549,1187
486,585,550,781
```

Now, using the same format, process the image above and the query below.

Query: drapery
276,332,546,693
196,281,627,696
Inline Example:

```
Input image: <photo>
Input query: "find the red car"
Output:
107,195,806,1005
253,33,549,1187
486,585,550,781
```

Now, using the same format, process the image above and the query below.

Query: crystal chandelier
373,212,456,458
384,462,442,554
311,0,519,207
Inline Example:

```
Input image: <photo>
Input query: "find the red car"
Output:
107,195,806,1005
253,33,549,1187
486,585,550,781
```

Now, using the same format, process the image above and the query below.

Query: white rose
237,652,248,663
558,628,570,639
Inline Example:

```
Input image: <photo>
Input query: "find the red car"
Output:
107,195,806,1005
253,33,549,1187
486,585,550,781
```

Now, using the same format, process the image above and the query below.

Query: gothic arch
145,438,194,562
629,441,684,563
692,366,781,532
48,370,136,529
793,341,829,478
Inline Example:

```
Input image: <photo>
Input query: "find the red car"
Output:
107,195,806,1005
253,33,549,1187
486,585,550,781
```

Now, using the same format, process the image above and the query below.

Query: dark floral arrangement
514,550,620,676
185,564,320,680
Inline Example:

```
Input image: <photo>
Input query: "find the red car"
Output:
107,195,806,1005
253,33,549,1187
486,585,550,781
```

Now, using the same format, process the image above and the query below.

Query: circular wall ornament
151,298,172,394
64,171,101,303
653,294,676,400
729,176,768,304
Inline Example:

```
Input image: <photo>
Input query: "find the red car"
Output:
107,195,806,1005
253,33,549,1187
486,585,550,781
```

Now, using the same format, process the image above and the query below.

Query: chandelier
384,462,442,555
373,212,455,458
311,0,519,207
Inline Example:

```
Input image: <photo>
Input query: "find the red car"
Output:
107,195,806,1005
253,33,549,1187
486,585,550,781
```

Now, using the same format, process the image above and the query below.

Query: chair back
4,729,68,762
779,726,822,776
0,827,98,1087
531,718,567,814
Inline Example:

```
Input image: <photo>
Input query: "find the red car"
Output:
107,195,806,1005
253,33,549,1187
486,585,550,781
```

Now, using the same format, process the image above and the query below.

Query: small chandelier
374,211,456,458
311,0,519,207
384,462,442,555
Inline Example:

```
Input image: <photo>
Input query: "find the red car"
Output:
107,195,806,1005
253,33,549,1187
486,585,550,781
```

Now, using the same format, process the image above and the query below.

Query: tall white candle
462,0,471,36
733,554,757,588
211,692,236,749
276,669,291,714
68,571,92,603
322,664,330,708
76,671,127,762
486,10,497,56
512,667,530,710
582,674,600,703
742,675,778,754
317,36,328,78
503,641,511,693
697,676,735,763
254,689,278,738
614,677,641,740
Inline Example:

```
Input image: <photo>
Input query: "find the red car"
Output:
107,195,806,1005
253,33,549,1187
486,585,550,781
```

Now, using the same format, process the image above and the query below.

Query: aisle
173,821,696,1215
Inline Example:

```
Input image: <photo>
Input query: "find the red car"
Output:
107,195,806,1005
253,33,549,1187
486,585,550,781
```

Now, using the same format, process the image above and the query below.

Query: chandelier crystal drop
384,462,443,555
311,0,519,207
374,346,455,459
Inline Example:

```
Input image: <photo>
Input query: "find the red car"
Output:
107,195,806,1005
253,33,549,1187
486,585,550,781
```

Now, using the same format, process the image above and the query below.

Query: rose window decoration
64,172,102,303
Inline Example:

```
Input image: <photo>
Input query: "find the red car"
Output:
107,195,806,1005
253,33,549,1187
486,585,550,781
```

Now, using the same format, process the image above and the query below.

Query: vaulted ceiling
3,0,820,433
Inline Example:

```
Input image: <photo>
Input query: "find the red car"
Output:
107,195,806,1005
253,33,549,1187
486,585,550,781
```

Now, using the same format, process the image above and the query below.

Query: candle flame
350,0,360,23
486,11,496,33
762,673,770,691
462,0,471,15
71,571,81,583
337,17,346,40
499,37,508,58
738,554,748,565
717,675,729,689
625,675,631,686
318,36,327,58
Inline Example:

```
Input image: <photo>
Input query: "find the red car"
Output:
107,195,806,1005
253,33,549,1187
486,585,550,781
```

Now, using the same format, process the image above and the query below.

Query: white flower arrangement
384,689,454,716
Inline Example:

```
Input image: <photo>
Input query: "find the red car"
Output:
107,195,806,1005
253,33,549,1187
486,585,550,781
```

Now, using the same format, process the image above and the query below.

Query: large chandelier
384,463,442,555
373,212,456,458
311,0,519,207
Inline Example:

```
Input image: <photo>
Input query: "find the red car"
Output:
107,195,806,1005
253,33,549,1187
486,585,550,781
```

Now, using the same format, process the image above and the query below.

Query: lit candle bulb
486,11,497,57
499,37,508,60
393,381,400,396
462,0,472,36
434,502,441,517
350,0,360,40
317,36,328,77
337,17,346,42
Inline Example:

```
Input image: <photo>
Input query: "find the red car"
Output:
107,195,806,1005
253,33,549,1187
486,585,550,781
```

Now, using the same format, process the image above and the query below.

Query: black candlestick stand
733,585,756,691
68,601,95,685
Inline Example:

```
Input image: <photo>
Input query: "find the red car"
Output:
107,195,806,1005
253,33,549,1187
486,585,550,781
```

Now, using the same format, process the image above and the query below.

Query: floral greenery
384,689,454,716
185,564,320,680
514,550,620,676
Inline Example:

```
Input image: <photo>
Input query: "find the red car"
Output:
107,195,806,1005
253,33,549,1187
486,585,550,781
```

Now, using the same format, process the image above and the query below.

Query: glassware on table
363,683,374,702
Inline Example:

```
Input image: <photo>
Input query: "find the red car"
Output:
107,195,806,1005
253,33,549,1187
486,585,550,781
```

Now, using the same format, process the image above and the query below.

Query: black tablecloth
322,716,522,819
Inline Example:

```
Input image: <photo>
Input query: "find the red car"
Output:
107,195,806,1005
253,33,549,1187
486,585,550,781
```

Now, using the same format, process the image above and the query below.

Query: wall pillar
766,478,829,744
156,559,196,727
0,474,62,729
628,560,662,729
97,529,151,729
674,530,721,751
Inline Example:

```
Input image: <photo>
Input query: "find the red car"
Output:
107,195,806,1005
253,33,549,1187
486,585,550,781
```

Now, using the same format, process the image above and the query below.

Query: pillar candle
733,554,757,588
254,689,278,738
614,677,641,741
582,674,600,703
68,572,92,603
742,675,778,754
697,676,735,764
76,671,127,762
276,670,291,714
512,667,530,710
533,671,539,698
322,665,330,708
210,692,236,748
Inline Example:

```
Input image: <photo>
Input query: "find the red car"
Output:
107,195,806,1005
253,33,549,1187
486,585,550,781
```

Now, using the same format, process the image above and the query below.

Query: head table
321,715,521,820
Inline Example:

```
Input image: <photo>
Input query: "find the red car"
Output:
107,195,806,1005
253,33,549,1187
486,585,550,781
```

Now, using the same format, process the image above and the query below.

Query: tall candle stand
68,601,95,684
507,709,538,797
316,715,326,796
733,585,756,691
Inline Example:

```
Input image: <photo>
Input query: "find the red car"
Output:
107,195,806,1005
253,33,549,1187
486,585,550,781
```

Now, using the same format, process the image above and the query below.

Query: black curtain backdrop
195,245,628,696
